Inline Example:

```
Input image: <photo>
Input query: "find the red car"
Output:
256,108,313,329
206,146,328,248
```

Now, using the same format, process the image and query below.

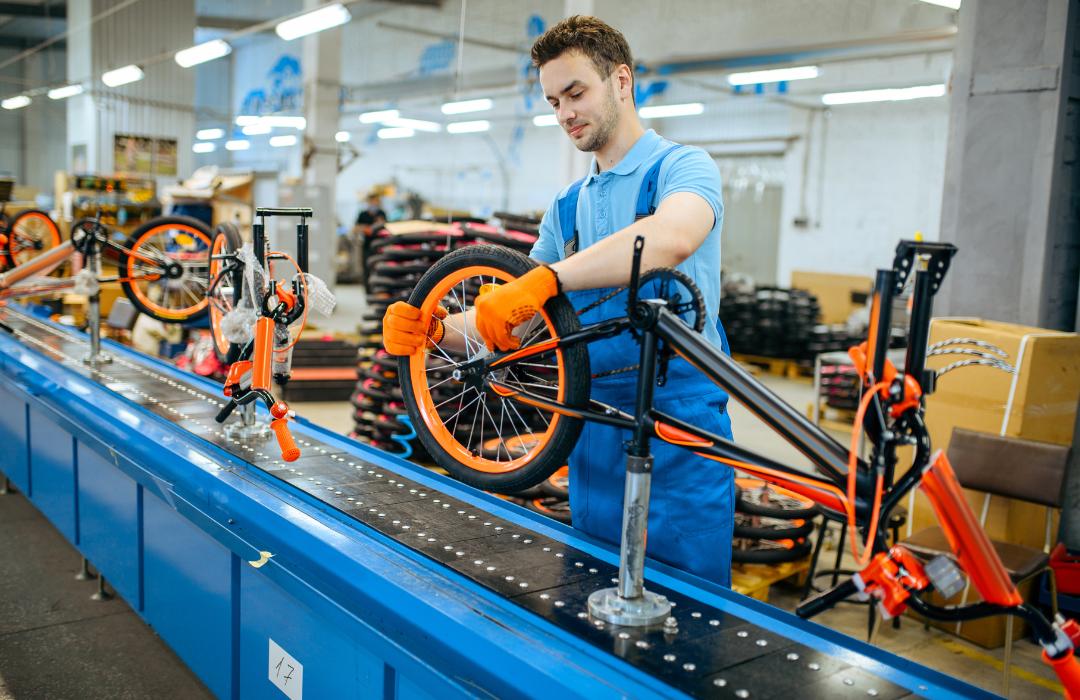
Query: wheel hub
164,262,185,279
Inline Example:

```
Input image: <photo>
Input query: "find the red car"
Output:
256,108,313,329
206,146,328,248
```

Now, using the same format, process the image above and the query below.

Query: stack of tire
351,220,539,460
732,478,818,565
496,466,571,525
721,288,822,360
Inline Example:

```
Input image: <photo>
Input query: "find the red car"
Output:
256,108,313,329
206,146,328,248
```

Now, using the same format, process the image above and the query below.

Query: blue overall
531,130,735,587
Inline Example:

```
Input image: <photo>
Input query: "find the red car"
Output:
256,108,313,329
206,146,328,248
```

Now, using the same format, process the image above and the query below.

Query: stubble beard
575,81,621,153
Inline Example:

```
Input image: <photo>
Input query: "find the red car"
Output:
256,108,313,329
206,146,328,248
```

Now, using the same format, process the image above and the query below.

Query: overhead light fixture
447,120,490,134
822,84,946,105
335,131,351,142
919,0,960,8
383,117,441,133
276,3,351,41
378,127,415,139
48,84,84,100
441,98,493,114
193,142,216,153
175,39,231,68
260,116,305,129
225,140,250,150
359,109,399,123
102,65,144,87
242,124,272,135
533,114,559,127
196,128,225,140
638,103,704,119
235,115,260,126
727,66,820,86
270,135,297,147
2,95,31,110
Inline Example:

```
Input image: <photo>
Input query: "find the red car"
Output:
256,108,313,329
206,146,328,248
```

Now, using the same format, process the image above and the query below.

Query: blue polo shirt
530,129,725,357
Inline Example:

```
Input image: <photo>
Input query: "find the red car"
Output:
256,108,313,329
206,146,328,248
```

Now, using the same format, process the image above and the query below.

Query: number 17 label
269,638,303,700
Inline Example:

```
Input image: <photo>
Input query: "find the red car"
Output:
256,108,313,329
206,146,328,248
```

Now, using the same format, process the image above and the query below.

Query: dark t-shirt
357,208,386,226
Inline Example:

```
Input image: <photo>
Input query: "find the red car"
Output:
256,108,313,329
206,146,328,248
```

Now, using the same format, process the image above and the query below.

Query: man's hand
474,266,560,351
383,302,447,356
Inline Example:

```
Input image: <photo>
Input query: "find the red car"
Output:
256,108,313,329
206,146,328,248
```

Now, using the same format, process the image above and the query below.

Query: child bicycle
394,237,1080,695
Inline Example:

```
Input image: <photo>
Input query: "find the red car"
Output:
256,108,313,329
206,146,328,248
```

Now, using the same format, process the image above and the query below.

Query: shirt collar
584,129,663,184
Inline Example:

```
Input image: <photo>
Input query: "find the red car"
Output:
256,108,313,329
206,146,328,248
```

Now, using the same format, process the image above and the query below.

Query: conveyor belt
0,307,928,700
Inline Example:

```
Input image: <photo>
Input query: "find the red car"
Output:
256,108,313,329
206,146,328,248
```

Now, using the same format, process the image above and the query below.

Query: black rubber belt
0,308,925,700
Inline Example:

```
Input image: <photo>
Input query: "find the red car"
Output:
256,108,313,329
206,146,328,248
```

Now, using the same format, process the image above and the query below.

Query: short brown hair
531,15,634,99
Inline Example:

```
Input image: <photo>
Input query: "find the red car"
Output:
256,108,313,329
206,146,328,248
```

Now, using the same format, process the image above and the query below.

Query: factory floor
0,284,1063,698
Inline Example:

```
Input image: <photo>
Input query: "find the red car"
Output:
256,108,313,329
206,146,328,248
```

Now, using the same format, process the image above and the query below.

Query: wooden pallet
731,353,813,381
731,555,813,603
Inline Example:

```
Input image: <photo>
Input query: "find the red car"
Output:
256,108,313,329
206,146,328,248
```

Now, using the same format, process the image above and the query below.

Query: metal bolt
786,653,799,661
737,630,748,637
713,679,727,687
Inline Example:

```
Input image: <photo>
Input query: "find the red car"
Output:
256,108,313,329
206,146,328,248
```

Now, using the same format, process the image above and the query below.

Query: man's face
367,197,380,210
540,50,623,153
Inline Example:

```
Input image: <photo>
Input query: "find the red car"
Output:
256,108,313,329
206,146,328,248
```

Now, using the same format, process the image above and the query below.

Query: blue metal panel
143,489,233,700
0,386,29,493
76,440,141,605
398,676,439,700
239,564,362,700
27,407,76,540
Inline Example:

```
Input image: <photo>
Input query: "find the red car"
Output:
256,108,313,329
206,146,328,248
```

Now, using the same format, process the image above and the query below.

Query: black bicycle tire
118,215,213,323
399,245,590,494
524,497,573,524
733,519,815,540
208,222,244,364
731,538,813,564
736,484,819,519
539,470,570,499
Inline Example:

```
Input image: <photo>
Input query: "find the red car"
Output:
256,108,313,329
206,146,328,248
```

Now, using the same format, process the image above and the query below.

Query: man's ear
615,64,634,101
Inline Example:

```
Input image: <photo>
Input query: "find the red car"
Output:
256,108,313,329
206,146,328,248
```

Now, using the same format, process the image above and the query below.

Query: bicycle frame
460,237,1080,680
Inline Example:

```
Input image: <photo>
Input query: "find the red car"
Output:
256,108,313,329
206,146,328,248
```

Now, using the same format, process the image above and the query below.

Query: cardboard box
902,318,1080,648
790,271,872,324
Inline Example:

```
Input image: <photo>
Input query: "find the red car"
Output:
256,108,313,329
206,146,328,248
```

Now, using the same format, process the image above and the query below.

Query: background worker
383,15,734,587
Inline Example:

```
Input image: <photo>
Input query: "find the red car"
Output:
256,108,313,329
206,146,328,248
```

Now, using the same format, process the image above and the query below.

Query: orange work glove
475,266,560,351
383,302,447,356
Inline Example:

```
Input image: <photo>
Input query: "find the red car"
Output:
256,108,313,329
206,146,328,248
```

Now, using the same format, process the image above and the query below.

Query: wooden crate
731,353,813,381
731,555,812,603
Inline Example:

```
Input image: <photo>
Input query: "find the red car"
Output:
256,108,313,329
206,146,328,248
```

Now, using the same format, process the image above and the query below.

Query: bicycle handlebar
271,417,301,462
255,208,313,218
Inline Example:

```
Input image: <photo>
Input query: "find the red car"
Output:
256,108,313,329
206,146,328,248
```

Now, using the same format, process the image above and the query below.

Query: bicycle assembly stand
587,238,673,627
77,221,112,366
224,400,272,440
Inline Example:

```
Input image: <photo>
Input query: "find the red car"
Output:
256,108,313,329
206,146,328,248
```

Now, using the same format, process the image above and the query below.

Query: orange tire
6,209,62,270
208,222,245,363
399,245,589,494
118,216,212,323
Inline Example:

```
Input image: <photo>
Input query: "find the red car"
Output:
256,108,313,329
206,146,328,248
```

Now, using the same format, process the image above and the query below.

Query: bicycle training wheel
6,209,62,270
118,216,213,323
208,222,244,364
399,245,590,494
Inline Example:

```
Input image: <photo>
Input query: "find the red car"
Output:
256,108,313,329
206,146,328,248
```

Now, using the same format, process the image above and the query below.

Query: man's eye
571,92,583,99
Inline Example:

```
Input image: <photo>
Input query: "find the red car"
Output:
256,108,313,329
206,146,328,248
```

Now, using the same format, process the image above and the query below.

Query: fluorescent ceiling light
728,66,820,86
441,98,492,114
335,131,351,142
2,95,30,110
225,140,250,150
175,39,231,68
822,84,946,105
638,103,704,119
192,142,216,153
48,84,84,100
447,120,490,134
276,3,351,41
270,135,297,147
383,117,441,132
242,124,272,135
533,114,559,127
235,115,259,126
102,65,144,87
196,128,225,140
919,0,960,8
260,116,305,129
378,127,415,139
360,109,399,123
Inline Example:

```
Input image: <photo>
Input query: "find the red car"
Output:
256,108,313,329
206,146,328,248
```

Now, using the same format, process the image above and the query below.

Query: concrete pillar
937,0,1080,332
66,0,195,186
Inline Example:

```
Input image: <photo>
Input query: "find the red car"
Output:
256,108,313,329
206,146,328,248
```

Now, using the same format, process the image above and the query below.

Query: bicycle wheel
118,216,213,323
400,245,590,494
735,478,818,519
6,209,62,270
733,513,814,540
525,496,573,524
731,538,812,564
208,222,244,364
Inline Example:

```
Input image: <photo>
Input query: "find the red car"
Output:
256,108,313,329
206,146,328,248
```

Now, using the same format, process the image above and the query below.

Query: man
355,192,387,235
383,15,734,586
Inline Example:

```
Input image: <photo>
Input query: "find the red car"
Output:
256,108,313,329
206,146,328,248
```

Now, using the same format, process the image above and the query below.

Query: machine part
223,401,272,440
117,216,213,323
71,268,100,296
75,556,96,581
924,554,966,600
91,575,113,601
399,245,590,494
587,587,672,626
81,292,113,365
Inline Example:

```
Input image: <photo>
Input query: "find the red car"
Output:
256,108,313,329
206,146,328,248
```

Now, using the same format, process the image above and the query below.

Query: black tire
539,468,570,499
736,480,818,519
208,222,244,364
733,516,815,540
399,245,590,494
525,497,573,524
118,215,214,323
731,538,813,564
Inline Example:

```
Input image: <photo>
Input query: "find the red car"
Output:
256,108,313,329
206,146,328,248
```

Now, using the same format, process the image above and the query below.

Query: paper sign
269,638,303,700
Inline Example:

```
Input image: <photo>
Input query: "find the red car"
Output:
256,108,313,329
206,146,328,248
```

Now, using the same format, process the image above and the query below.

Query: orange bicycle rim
126,223,211,319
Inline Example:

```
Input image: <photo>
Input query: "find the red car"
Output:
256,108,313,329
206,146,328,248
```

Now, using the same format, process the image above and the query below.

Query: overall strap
557,177,586,258
635,144,689,219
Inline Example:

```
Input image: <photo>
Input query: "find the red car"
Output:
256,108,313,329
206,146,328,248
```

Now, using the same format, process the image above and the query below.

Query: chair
900,428,1071,698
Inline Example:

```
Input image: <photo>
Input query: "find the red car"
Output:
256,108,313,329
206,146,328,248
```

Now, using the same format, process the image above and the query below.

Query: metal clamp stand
80,233,112,366
224,401,272,440
588,328,672,627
